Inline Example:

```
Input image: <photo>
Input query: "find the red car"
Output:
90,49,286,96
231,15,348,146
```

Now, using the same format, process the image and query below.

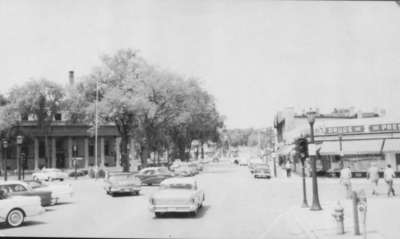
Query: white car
25,180,73,204
32,168,68,181
149,177,205,217
0,191,45,227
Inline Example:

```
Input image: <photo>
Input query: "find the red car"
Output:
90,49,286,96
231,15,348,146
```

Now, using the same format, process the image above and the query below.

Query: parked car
0,190,45,227
0,181,54,206
25,180,73,204
32,168,68,181
149,177,205,217
173,165,193,177
104,172,141,196
253,165,271,179
136,167,175,186
249,160,266,174
68,169,88,177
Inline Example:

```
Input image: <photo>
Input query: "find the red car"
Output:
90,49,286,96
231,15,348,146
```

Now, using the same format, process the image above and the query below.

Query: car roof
161,177,196,185
0,180,27,185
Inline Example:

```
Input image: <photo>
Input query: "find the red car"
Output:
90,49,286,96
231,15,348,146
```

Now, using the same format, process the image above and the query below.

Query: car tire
190,208,198,217
6,209,25,227
60,178,64,182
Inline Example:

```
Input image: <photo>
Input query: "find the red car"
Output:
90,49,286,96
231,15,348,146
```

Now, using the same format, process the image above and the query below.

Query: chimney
69,70,74,85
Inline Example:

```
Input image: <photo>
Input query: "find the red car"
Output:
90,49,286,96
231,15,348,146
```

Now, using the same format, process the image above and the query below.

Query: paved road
0,161,311,238
4,161,399,238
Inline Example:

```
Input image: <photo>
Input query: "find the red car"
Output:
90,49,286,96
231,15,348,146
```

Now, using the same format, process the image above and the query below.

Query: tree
7,79,64,167
82,49,150,172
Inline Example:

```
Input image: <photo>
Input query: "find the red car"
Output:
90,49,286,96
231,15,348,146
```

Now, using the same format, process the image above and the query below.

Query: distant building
273,107,400,176
0,71,141,172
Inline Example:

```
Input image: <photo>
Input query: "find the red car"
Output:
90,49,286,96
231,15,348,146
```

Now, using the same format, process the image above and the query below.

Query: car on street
104,172,141,196
0,190,45,227
135,167,175,186
173,164,194,177
253,165,271,179
0,181,55,206
25,180,73,204
149,177,205,217
249,160,266,174
32,168,68,181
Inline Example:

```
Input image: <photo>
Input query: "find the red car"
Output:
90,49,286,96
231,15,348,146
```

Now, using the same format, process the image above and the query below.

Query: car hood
153,189,196,199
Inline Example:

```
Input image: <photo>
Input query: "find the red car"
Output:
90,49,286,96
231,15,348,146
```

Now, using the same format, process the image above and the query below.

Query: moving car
149,177,205,217
32,168,68,181
136,167,175,186
0,181,54,206
25,180,73,204
104,172,141,196
0,190,45,227
253,165,271,179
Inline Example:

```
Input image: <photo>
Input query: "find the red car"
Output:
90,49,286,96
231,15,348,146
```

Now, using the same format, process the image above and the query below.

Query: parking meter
357,189,367,239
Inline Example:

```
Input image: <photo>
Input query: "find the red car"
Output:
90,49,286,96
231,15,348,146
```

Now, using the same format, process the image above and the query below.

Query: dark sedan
135,167,175,186
0,181,54,206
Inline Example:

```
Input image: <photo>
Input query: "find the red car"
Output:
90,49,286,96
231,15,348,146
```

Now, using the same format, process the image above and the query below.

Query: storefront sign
316,125,365,135
369,123,400,133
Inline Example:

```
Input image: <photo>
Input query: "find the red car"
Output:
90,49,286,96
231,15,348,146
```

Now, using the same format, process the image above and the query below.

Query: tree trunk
120,135,130,172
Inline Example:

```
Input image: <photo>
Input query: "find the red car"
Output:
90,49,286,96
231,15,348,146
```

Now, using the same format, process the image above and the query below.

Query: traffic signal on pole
295,137,308,164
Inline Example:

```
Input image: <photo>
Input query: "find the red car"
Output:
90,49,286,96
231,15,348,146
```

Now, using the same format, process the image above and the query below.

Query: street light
16,135,23,180
306,110,322,211
3,140,8,181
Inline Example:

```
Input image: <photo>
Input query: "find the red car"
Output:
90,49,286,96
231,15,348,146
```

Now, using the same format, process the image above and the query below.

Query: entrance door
55,139,66,169
56,153,66,168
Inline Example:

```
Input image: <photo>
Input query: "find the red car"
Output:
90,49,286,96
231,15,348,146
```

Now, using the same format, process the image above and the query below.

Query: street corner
289,201,386,239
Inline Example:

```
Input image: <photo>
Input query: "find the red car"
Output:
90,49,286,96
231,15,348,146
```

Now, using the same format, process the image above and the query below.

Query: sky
1,0,400,129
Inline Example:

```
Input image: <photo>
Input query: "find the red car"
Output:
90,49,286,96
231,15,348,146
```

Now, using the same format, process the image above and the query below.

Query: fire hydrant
332,201,345,235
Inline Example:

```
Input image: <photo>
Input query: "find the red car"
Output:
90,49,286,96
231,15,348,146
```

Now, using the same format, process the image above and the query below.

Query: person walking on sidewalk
367,163,380,195
384,164,396,197
340,165,352,199
285,160,292,178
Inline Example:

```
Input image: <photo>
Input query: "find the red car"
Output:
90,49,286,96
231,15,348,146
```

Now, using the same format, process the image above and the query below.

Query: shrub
96,168,106,178
88,168,96,178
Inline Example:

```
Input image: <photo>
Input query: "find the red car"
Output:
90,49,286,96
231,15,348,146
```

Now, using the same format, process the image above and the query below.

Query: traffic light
295,137,308,164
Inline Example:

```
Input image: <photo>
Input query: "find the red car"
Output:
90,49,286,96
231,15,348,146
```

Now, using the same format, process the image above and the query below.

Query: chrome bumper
149,204,197,212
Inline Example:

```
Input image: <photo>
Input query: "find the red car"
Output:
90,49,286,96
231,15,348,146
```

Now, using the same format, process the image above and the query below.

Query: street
2,161,400,238
0,161,307,238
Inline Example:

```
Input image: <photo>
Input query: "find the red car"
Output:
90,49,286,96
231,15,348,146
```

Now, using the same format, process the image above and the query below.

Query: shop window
21,113,28,121
396,154,400,166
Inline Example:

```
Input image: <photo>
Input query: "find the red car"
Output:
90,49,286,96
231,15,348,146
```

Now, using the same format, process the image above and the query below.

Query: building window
89,142,94,157
39,140,45,158
55,113,62,121
105,141,110,156
21,113,28,121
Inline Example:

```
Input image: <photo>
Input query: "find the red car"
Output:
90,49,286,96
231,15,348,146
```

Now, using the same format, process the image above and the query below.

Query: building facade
274,107,400,176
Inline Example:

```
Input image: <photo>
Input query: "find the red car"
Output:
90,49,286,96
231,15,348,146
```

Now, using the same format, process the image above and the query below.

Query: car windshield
160,183,194,190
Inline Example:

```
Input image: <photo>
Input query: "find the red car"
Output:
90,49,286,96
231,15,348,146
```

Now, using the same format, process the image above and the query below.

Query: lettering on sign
369,123,400,132
315,125,365,135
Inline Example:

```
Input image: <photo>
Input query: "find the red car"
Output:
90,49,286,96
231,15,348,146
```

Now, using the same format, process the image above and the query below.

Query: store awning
382,139,400,152
276,144,294,155
318,141,340,155
319,139,384,155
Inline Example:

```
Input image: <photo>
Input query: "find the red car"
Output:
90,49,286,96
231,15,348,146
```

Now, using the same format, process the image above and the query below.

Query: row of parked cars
103,160,207,218
0,168,74,227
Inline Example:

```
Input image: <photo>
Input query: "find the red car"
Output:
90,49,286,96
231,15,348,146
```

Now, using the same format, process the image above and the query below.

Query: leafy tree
7,79,64,167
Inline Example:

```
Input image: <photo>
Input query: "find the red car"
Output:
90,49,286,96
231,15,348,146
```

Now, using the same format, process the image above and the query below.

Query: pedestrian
384,164,396,197
340,165,352,199
367,163,380,195
285,160,292,178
